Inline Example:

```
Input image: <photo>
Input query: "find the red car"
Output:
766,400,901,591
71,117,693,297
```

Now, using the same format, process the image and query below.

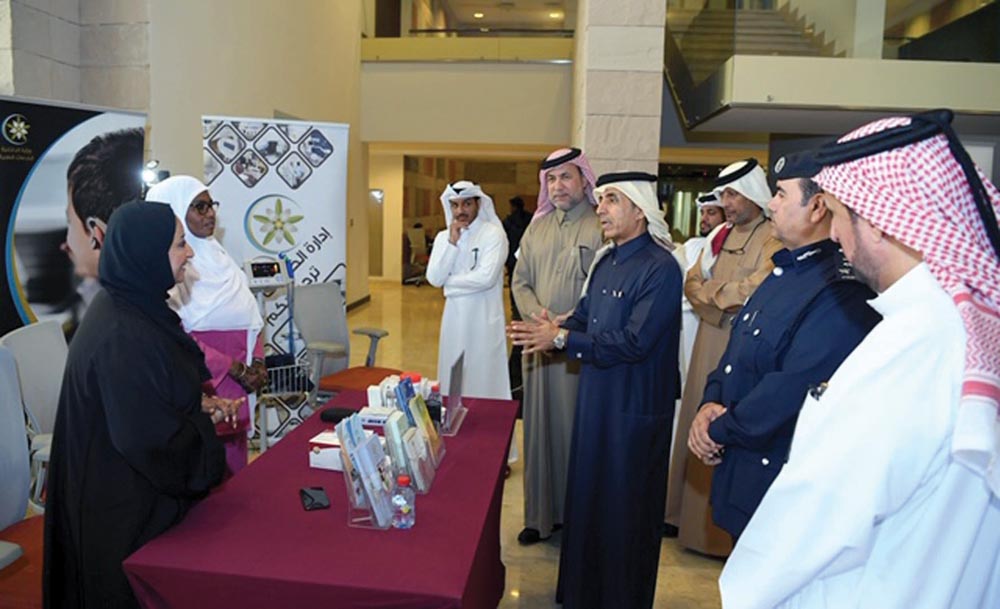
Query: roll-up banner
1,96,145,337
201,115,349,356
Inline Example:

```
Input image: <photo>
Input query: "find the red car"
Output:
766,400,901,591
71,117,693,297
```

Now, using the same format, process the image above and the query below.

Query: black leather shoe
517,527,551,545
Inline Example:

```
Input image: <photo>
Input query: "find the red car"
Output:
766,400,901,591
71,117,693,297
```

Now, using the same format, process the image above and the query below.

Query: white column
572,0,665,176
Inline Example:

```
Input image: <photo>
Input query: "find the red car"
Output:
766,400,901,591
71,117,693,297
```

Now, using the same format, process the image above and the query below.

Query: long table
124,391,518,609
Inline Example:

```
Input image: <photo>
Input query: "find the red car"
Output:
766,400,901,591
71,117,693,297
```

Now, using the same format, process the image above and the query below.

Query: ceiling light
473,12,484,19
549,12,562,19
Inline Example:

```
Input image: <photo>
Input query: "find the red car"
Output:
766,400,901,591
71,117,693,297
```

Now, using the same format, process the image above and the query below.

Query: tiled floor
346,280,724,608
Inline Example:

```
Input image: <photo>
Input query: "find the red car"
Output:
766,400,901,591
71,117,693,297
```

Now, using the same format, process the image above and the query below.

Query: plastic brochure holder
440,397,467,438
337,415,393,530
440,352,467,437
342,463,391,530
401,393,445,468
384,411,435,494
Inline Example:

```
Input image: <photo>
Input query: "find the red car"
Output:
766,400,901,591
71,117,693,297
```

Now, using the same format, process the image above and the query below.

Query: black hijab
98,200,209,379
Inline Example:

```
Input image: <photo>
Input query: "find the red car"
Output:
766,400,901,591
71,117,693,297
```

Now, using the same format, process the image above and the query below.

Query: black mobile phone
299,486,330,511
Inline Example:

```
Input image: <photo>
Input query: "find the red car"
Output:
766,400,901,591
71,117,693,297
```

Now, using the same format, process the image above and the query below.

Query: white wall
369,153,403,281
361,62,572,145
148,0,370,304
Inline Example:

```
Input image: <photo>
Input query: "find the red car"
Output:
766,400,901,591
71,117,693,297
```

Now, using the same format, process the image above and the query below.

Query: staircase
667,8,835,84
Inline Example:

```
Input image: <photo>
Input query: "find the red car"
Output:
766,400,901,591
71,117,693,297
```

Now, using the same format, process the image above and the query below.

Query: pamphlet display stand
385,411,436,494
440,352,468,437
343,464,390,530
395,379,446,468
440,399,467,438
337,416,394,530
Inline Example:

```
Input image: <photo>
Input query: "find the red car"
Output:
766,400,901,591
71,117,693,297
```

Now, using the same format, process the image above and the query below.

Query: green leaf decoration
253,215,271,223
263,230,276,246
275,198,284,215
287,215,304,223
282,228,295,244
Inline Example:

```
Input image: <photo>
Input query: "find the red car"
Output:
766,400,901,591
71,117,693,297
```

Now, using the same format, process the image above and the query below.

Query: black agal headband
772,109,1000,260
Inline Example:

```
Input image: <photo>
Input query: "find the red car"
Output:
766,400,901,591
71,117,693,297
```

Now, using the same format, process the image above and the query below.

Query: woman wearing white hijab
145,176,265,476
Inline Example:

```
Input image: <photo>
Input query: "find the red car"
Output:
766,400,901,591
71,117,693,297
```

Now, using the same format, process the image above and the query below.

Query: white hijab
145,176,264,334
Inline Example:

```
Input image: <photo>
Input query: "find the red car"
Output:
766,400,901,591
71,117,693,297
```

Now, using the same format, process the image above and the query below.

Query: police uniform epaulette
824,247,859,283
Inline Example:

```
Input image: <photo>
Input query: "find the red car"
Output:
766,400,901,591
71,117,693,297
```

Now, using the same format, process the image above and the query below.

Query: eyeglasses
191,200,220,216
721,218,767,255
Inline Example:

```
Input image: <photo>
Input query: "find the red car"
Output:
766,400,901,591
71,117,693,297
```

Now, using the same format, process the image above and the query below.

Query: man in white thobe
677,191,726,385
426,181,511,400
720,110,1000,609
667,192,727,515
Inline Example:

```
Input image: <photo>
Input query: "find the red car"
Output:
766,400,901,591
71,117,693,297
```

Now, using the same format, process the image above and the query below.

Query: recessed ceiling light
549,11,562,19
473,12,484,19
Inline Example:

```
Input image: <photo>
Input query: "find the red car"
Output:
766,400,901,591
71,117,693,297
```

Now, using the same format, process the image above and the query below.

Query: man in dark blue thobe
509,171,682,609
687,166,882,543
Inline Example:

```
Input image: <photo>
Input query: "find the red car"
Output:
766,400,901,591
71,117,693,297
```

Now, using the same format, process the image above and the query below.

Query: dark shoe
504,466,512,479
517,527,551,545
662,523,679,538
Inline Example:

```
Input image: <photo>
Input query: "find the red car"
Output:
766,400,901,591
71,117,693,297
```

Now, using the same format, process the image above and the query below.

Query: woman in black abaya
44,201,227,609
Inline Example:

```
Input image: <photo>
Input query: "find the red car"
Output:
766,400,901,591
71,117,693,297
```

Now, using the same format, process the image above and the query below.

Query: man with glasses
665,158,781,556
511,148,604,545
426,181,510,401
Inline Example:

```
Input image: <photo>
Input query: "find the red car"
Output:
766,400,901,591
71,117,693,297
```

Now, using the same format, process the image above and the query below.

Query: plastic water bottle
391,474,416,529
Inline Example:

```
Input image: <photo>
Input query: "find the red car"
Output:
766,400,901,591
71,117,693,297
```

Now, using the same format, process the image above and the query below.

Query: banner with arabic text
201,115,348,357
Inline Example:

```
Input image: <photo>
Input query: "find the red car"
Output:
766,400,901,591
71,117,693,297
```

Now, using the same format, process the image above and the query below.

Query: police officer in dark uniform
687,161,882,542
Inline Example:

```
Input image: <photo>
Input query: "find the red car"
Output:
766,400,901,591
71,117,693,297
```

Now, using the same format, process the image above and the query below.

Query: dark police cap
774,108,999,259
772,109,959,180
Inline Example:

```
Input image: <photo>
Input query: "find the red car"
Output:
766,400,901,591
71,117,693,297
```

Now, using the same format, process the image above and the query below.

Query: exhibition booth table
124,391,518,609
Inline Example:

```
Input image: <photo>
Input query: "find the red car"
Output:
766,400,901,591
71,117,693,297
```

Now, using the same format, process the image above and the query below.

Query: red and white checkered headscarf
532,148,598,222
815,116,1000,494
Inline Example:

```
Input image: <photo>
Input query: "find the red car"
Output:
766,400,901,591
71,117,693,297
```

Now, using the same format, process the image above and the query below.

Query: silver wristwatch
552,328,568,350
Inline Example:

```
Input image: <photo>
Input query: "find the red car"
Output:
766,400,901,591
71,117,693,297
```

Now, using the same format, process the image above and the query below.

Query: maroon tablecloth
124,391,518,609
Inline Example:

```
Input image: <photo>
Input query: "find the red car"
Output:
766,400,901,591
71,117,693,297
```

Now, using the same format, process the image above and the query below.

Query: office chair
0,347,30,570
293,282,398,399
403,227,430,286
0,320,68,511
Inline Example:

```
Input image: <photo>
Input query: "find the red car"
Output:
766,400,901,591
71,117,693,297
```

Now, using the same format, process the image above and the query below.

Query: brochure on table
396,379,445,467
385,411,435,493
324,374,460,529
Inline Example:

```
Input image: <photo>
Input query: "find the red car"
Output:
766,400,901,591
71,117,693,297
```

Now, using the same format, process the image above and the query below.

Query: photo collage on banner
0,96,145,338
202,115,349,440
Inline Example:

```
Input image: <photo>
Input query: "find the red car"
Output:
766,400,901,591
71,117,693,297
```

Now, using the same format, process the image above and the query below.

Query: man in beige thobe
512,147,605,544
665,158,782,557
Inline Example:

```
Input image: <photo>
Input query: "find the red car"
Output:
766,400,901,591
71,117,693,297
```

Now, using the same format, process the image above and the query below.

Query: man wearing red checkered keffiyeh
721,110,1000,609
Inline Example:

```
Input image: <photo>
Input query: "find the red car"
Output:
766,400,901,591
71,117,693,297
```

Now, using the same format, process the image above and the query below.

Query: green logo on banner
245,195,305,253
3,114,30,145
